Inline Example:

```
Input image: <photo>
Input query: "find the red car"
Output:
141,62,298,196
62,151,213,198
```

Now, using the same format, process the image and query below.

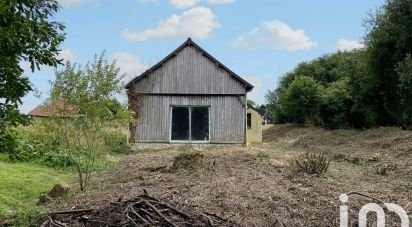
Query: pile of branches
31,194,234,227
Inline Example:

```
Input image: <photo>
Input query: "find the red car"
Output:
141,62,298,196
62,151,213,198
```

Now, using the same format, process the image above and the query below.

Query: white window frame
169,105,210,144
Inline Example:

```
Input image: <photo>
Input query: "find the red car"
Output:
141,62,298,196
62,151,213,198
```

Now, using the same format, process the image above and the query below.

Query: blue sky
20,0,385,113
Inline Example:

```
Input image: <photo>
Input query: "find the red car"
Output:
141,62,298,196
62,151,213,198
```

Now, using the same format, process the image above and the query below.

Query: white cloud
112,52,149,82
19,48,77,73
244,76,262,103
123,7,220,41
58,0,85,8
139,0,159,4
58,48,77,63
231,20,318,52
169,0,235,8
336,39,364,51
169,0,200,8
208,0,235,5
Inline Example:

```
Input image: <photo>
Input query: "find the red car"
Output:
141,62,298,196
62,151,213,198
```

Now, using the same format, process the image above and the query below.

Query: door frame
169,105,210,144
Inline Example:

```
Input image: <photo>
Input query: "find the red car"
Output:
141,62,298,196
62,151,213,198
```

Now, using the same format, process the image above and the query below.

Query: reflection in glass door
171,106,209,143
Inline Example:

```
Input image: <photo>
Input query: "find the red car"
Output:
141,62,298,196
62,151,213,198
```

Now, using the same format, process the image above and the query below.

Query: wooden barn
125,38,254,144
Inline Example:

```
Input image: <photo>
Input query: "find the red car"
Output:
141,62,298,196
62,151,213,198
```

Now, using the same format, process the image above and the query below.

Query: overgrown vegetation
0,53,131,193
267,0,412,129
47,53,132,191
0,0,65,155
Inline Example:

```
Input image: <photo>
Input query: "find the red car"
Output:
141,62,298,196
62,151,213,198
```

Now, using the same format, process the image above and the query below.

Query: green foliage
320,79,353,129
290,152,330,175
362,0,412,126
3,122,76,169
0,0,65,154
396,54,412,129
267,51,366,128
266,0,412,129
50,52,132,191
101,129,130,153
278,76,324,125
247,99,256,108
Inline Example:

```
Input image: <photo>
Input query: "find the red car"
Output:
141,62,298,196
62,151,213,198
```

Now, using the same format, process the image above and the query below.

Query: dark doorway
171,107,189,141
191,107,209,141
171,106,209,142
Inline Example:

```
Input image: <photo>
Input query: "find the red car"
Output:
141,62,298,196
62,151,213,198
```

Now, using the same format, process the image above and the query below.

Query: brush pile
31,194,234,227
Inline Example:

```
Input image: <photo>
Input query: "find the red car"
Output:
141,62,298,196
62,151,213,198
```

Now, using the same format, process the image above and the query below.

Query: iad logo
339,194,410,227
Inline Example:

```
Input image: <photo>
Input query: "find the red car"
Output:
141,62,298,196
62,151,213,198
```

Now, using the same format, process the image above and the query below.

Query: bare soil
38,125,412,226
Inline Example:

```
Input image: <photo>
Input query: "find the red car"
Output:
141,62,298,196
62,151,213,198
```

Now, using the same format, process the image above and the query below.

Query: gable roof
125,38,254,92
28,99,76,118
28,99,59,117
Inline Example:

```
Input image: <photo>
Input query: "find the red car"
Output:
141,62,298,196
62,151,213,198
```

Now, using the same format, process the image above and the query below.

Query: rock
37,183,70,205
47,183,70,199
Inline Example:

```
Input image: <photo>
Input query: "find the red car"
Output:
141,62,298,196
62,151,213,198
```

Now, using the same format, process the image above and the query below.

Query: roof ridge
124,38,253,92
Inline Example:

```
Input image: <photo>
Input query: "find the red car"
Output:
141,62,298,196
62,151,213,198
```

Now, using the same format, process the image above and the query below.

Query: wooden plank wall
132,46,246,95
135,95,246,143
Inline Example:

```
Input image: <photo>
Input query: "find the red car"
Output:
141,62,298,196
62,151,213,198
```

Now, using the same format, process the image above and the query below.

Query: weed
289,152,330,175
256,151,270,162
374,161,397,175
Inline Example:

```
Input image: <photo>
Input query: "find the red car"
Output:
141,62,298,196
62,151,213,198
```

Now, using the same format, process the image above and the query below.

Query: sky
20,0,385,113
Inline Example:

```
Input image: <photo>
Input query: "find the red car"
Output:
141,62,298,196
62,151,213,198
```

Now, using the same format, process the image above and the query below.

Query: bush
289,152,330,174
101,130,130,153
6,122,75,169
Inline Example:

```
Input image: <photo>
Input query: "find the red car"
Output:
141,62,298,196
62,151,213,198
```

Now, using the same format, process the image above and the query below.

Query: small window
247,113,252,129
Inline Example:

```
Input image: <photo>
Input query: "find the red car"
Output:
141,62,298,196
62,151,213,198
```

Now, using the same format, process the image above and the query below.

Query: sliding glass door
171,106,209,143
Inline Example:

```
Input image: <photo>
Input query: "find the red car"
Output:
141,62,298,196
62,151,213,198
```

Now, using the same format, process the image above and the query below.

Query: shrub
101,130,130,153
290,152,330,174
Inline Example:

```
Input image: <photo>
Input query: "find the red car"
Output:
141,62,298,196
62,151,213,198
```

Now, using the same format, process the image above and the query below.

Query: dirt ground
59,124,411,226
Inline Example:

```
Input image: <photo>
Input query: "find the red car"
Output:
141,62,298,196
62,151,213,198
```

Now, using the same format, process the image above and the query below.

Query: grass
0,161,75,218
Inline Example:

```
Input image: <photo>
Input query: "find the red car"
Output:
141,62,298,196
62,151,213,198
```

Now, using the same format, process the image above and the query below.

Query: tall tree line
267,0,412,129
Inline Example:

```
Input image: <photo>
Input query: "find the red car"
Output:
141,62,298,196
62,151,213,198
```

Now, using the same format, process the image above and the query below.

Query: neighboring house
126,38,257,144
28,99,62,118
246,104,263,143
27,99,73,118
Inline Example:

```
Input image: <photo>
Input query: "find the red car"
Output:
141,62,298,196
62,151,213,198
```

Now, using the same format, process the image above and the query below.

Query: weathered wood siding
135,95,246,143
132,46,246,94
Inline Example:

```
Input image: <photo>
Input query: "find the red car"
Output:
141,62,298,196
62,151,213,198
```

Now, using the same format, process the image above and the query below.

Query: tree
396,54,412,129
363,0,412,126
278,76,323,125
0,0,65,151
256,104,273,124
266,51,364,127
50,53,132,191
320,79,353,129
247,99,256,108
